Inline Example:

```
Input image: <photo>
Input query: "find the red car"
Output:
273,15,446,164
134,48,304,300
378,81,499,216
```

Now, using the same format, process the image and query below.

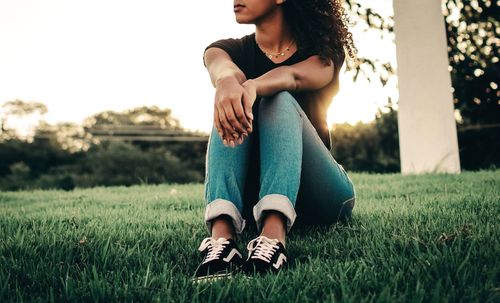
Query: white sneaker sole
191,272,233,283
191,273,255,284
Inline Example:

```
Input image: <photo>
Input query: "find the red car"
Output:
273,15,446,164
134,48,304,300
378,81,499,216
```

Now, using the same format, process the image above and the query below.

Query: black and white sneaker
192,237,244,283
242,235,288,276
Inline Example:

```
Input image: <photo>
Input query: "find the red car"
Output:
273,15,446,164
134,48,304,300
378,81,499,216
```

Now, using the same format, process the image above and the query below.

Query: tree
442,0,499,170
81,141,203,187
82,105,207,174
331,101,400,173
443,0,499,126
343,0,499,170
344,0,396,85
82,105,184,130
34,121,92,153
0,99,48,141
344,0,498,126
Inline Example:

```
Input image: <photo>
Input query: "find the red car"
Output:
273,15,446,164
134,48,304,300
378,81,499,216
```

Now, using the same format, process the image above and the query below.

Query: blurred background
0,0,498,191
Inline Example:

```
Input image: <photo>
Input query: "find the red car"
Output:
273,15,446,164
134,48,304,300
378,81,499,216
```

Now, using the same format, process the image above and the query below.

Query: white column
393,0,461,174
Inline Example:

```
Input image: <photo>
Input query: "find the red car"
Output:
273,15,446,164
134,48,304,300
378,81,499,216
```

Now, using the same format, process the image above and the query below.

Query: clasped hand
214,78,257,148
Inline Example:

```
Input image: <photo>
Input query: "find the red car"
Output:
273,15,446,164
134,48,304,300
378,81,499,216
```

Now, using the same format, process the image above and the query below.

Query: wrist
243,79,258,94
215,75,239,88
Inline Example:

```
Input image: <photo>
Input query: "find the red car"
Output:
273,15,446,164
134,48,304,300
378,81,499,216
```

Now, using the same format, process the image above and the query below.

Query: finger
242,90,255,122
234,127,248,146
241,91,254,133
214,94,226,143
232,100,251,134
224,122,239,147
216,103,235,141
227,126,242,148
231,134,242,148
213,107,224,139
216,105,232,146
226,129,237,147
239,131,249,145
214,107,230,147
222,102,246,137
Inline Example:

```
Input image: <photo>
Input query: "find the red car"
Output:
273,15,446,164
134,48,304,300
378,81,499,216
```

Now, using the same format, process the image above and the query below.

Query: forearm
251,66,296,96
204,47,247,87
249,55,335,96
209,64,247,87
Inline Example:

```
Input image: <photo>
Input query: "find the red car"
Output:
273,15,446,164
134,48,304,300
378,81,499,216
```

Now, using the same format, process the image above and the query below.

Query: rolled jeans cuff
253,194,297,234
205,199,246,235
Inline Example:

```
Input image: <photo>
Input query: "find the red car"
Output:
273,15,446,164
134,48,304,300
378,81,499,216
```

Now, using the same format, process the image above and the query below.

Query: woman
192,0,358,283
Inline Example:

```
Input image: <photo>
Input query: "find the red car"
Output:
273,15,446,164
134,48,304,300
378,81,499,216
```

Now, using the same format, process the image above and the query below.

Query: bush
331,104,400,173
80,141,203,187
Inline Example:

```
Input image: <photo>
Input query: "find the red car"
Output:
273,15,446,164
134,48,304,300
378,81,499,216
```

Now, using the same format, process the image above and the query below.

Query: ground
0,169,499,302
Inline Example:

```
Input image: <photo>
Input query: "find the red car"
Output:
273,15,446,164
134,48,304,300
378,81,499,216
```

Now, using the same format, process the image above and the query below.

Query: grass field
0,169,499,302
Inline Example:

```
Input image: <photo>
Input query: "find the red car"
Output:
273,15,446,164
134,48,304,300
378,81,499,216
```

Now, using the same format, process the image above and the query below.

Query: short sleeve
203,37,244,67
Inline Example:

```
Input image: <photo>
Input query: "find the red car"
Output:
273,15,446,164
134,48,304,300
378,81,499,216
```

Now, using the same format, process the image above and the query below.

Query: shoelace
247,236,279,263
198,237,230,264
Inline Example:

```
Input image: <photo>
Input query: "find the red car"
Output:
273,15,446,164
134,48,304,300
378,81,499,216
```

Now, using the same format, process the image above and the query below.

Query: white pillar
393,0,461,174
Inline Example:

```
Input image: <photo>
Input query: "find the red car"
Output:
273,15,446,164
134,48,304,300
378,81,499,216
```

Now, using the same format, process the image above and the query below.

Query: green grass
0,170,499,302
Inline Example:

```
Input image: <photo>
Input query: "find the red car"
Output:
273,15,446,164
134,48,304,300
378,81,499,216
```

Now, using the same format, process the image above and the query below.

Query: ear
276,0,287,5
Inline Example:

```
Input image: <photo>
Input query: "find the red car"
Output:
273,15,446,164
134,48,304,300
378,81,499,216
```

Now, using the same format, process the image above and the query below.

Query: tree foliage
344,0,396,85
331,103,400,173
1,1,498,190
83,105,184,130
0,104,205,191
345,0,498,126
443,0,499,125
0,99,48,140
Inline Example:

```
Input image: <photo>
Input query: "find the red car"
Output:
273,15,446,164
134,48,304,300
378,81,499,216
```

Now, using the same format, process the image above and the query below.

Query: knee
258,91,299,118
273,90,294,100
263,91,295,106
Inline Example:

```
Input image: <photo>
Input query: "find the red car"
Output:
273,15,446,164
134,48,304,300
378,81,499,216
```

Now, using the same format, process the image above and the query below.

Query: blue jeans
204,91,356,235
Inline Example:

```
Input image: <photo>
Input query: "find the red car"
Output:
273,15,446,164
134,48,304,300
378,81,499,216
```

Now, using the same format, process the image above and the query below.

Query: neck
254,8,293,53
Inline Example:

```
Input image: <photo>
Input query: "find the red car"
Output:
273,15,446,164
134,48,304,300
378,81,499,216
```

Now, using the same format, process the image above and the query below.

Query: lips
234,4,245,12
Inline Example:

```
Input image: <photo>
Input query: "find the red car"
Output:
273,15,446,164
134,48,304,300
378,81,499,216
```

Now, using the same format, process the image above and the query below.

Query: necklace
256,40,295,59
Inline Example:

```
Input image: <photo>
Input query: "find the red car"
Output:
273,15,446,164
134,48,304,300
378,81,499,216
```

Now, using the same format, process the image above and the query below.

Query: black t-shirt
203,32,334,151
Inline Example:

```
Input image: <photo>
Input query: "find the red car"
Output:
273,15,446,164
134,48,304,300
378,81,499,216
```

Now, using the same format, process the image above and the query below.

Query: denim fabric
204,91,356,235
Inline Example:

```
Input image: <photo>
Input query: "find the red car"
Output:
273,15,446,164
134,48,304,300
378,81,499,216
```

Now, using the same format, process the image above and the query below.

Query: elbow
293,70,333,92
294,73,326,91
293,58,335,91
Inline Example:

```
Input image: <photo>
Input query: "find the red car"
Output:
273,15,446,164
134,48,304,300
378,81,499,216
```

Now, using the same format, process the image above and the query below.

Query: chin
235,16,254,24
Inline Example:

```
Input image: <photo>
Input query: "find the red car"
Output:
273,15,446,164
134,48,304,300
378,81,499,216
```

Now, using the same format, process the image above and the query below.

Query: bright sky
0,0,397,134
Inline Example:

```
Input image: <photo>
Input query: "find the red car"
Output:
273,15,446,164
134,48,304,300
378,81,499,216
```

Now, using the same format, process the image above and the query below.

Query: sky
0,0,397,134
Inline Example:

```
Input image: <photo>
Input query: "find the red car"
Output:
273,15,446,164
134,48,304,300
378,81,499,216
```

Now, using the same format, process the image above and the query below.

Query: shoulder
203,33,254,66
205,32,254,50
240,32,255,45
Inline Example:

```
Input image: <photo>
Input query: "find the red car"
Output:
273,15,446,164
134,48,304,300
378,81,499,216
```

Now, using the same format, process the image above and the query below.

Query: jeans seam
287,96,337,161
204,129,212,202
286,94,351,182
292,102,328,152
285,92,356,202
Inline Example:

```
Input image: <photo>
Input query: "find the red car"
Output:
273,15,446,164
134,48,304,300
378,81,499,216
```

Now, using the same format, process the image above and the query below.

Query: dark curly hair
282,0,357,69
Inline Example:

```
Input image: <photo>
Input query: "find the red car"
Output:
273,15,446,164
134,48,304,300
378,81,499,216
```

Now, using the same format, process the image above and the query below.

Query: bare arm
203,47,254,147
247,55,335,96
204,47,247,87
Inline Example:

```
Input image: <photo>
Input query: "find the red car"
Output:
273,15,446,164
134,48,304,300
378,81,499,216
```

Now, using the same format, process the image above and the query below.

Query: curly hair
282,0,357,69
